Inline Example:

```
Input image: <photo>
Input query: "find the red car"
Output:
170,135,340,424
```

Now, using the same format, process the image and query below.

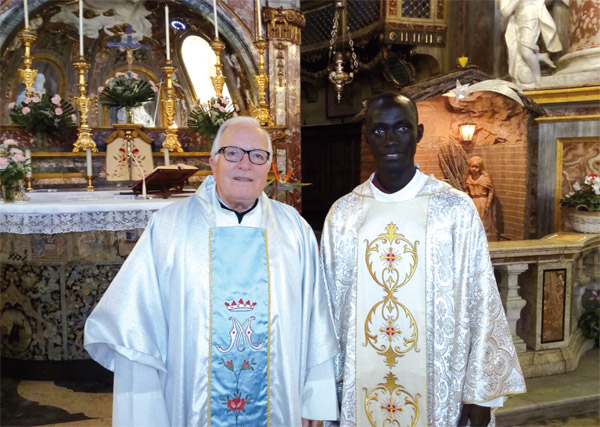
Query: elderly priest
84,116,339,426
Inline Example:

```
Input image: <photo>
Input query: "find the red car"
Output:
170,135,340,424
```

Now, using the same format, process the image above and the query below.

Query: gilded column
264,7,305,209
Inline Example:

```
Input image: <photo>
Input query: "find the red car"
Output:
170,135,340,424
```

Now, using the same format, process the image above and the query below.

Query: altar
0,190,191,363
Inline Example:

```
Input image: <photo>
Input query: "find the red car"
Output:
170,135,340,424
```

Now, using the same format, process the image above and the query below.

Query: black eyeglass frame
216,146,271,165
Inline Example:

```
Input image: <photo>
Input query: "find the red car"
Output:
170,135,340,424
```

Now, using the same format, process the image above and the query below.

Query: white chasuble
356,196,429,427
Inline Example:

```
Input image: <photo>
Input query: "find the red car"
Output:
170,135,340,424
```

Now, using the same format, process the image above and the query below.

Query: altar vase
84,117,339,426
320,93,525,426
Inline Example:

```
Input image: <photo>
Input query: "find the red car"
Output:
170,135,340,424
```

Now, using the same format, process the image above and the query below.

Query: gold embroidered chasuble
321,171,526,427
356,196,429,426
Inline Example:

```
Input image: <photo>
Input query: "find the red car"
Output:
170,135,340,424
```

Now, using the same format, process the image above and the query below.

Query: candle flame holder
18,29,38,96
72,57,97,153
252,37,274,127
210,38,226,98
162,60,183,153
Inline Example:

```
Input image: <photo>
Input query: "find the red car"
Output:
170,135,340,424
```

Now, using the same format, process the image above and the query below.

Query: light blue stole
209,227,270,427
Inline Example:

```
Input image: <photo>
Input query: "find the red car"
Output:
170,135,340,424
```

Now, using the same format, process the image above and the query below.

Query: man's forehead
367,102,417,124
222,124,268,147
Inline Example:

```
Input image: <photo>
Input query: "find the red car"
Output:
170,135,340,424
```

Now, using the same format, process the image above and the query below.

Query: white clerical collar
214,191,262,227
368,169,428,202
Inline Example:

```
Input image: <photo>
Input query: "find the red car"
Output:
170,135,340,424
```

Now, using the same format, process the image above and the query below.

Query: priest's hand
458,404,491,427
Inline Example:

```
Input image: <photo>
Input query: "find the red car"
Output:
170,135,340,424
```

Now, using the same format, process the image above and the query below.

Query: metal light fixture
328,0,358,103
459,123,476,143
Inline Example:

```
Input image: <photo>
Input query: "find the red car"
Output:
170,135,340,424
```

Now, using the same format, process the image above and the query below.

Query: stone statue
497,0,563,88
465,156,499,241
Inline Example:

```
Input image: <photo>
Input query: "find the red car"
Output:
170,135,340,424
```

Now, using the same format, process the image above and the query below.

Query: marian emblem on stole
361,221,422,426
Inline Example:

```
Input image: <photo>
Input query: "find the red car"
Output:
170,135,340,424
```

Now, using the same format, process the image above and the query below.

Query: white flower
594,177,600,186
584,176,592,185
573,182,581,191
593,184,600,195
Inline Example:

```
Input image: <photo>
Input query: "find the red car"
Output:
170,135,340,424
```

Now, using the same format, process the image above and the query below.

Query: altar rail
490,232,600,378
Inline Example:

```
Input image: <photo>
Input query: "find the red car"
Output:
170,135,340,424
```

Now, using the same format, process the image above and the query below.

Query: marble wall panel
568,0,600,53
541,269,567,343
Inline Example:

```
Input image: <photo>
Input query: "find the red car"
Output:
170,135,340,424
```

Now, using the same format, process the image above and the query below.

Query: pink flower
8,102,15,110
218,105,225,112
55,108,63,115
98,86,104,93
22,107,30,114
115,72,126,77
71,114,77,122
51,94,61,105
23,97,31,104
149,81,158,92
13,153,26,162
0,158,9,169
130,72,139,79
4,139,18,146
233,112,238,117
227,397,246,412
10,148,23,156
32,96,41,103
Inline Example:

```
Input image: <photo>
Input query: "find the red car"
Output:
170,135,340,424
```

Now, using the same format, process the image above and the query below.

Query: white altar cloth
0,191,188,234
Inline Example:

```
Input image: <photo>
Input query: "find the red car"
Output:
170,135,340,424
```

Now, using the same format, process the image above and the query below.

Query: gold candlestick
72,57,97,154
18,29,38,96
252,37,274,127
162,59,183,153
86,175,95,192
25,177,33,191
210,38,226,98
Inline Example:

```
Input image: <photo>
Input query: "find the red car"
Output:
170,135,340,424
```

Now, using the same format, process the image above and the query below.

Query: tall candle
213,0,218,39
86,147,93,177
165,5,170,60
256,0,262,38
25,149,32,179
79,0,84,56
23,0,29,29
164,148,170,166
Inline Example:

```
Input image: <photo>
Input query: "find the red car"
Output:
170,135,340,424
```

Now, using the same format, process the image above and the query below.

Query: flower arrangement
578,288,600,342
0,139,31,203
266,163,311,199
8,93,76,137
561,174,600,212
187,97,240,142
98,71,157,121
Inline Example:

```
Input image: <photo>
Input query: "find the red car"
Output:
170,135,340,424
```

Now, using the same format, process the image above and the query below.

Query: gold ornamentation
210,39,227,98
363,222,419,368
252,38,274,127
162,60,183,152
263,7,305,44
72,57,97,153
275,43,286,87
363,372,420,427
18,30,38,97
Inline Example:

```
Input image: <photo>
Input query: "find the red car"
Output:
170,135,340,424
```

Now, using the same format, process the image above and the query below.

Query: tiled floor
2,348,599,426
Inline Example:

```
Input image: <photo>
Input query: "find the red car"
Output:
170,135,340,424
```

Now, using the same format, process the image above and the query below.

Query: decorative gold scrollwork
363,372,420,427
363,222,419,368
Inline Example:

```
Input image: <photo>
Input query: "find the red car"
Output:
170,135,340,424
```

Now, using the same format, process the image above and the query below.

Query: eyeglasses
217,146,271,165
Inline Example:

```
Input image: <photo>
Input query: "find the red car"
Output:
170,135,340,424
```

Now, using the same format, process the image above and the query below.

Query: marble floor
1,348,598,426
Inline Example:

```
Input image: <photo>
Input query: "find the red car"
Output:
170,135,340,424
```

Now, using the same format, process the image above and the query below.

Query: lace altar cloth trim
0,191,182,234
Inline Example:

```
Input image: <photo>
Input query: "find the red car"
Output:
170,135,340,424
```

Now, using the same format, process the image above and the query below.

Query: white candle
213,0,219,39
165,5,170,60
163,148,170,166
79,0,84,56
23,0,29,29
86,147,92,177
25,149,32,179
256,0,262,38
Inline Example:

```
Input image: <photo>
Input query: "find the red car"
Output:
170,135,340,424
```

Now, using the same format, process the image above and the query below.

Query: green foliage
187,97,239,141
561,174,600,212
8,93,75,137
578,307,600,339
99,72,157,109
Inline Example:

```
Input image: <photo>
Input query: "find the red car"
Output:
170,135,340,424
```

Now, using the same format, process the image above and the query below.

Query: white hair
211,116,272,163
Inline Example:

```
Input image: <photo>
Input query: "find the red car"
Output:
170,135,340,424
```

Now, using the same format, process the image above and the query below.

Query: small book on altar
130,163,199,198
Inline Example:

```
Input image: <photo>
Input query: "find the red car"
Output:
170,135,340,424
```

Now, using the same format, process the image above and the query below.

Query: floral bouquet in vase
0,139,31,203
561,174,600,233
8,93,76,146
99,71,157,123
188,97,239,145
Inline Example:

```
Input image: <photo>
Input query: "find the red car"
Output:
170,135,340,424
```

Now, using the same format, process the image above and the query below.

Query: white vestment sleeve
301,359,339,421
113,352,170,427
